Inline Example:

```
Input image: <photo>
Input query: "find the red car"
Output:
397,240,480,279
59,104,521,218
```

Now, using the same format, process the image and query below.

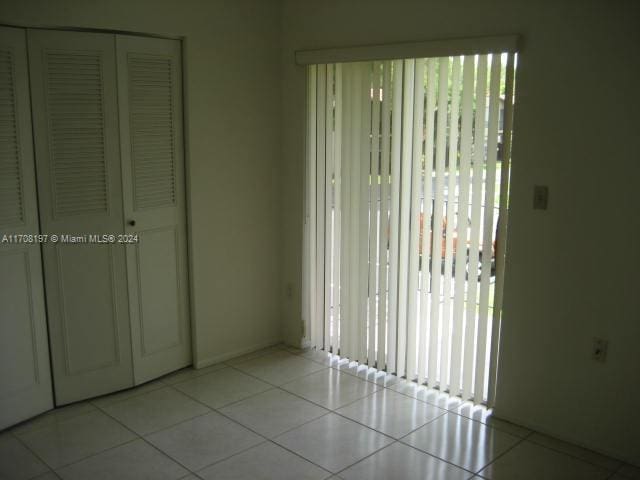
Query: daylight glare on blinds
303,53,516,405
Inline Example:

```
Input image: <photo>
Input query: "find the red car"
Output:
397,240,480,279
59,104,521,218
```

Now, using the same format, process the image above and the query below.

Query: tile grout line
222,362,404,442
332,439,401,477
212,363,471,476
328,386,381,411
169,379,333,441
39,353,332,476
9,348,440,478
303,351,626,473
391,407,448,439
331,439,482,479
227,359,377,410
18,359,331,447
286,349,558,476
94,358,637,478
138,435,208,479
188,384,279,411
524,434,625,473
383,382,536,438
608,461,637,480
10,404,152,474
164,361,430,476
12,345,624,479
161,367,228,388
464,430,532,476
611,462,629,477
9,429,61,478
94,391,214,437
222,355,504,461
161,380,335,476
168,369,275,406
89,381,166,409
162,354,336,416
53,437,142,473
91,395,211,477
187,438,271,476
153,342,284,390
301,351,501,418
299,349,537,439
13,411,141,475
398,427,502,477
228,352,331,388
220,344,290,366
7,402,99,437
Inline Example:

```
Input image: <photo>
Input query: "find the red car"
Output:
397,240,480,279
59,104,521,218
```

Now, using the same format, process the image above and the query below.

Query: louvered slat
0,48,24,226
128,54,176,209
45,51,108,216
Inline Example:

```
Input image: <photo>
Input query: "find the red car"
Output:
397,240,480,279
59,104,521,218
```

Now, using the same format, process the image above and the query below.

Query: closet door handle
128,220,136,226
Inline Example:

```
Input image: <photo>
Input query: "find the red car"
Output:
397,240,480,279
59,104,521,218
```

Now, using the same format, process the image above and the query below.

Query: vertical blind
304,52,516,405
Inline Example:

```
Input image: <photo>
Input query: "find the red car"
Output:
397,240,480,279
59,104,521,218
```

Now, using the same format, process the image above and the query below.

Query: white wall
1,0,283,366
280,0,640,463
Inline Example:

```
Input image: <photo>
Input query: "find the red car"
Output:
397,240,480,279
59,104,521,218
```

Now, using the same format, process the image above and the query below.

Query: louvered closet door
116,35,191,384
28,29,133,404
0,27,53,429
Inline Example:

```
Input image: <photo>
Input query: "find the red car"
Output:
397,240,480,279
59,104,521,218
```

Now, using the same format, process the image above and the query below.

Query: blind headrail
295,35,519,65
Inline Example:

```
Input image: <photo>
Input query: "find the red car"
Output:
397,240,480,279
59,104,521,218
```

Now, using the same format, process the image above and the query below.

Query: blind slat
449,55,475,397
386,60,403,374
418,58,437,383
463,55,488,401
324,64,334,352
377,61,392,369
332,63,343,353
304,65,317,347
315,65,327,350
338,64,352,357
488,53,516,406
440,56,462,390
427,57,450,387
475,54,502,401
395,59,415,377
357,64,371,362
347,64,363,359
368,62,382,364
406,58,425,381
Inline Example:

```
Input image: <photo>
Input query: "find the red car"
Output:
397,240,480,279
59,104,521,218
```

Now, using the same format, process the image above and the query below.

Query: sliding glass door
304,52,517,405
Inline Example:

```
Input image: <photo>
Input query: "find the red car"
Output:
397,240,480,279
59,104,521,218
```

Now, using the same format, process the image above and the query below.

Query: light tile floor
1,344,637,480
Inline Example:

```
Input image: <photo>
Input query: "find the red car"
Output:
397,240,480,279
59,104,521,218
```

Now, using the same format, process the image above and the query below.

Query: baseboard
194,338,283,368
492,407,638,467
296,337,311,349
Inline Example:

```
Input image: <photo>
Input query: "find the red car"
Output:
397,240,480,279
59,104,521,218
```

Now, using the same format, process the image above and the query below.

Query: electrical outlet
592,338,608,363
286,283,293,299
533,185,549,210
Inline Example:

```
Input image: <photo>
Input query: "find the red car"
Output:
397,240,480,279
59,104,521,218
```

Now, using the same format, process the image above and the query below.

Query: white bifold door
116,36,190,385
27,29,190,404
28,29,134,405
0,27,53,429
